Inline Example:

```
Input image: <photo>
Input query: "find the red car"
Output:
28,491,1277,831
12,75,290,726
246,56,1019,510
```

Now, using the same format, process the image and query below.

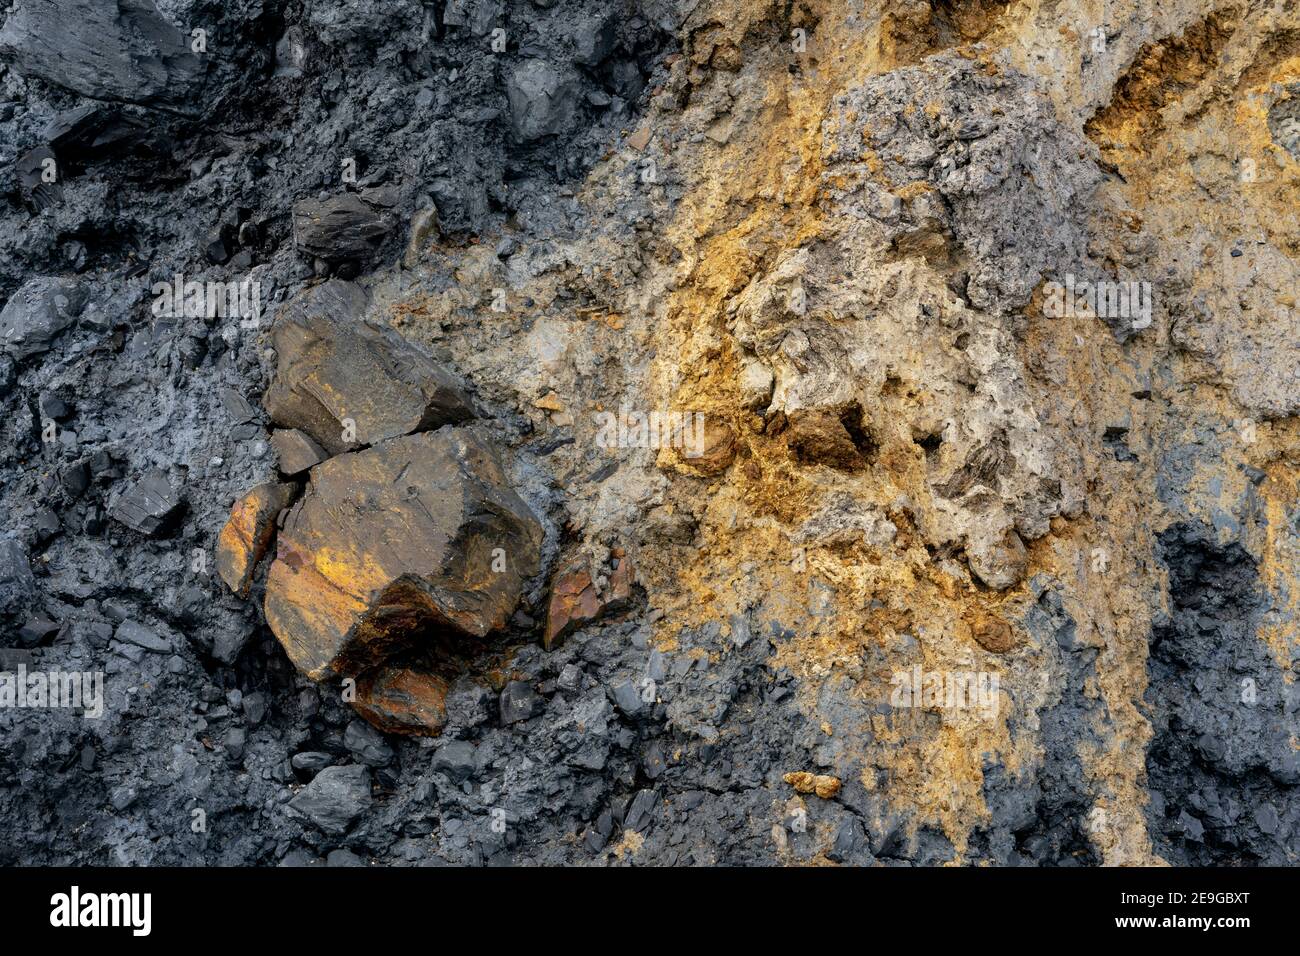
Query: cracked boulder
264,427,543,681
263,280,476,455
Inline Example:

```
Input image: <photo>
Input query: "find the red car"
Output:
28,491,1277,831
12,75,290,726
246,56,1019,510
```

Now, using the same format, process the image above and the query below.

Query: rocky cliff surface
0,0,1298,866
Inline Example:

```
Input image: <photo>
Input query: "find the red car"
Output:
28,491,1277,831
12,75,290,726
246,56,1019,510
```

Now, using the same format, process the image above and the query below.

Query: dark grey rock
115,620,171,654
500,680,543,725
431,740,477,783
344,719,394,767
109,469,183,536
0,0,205,109
1,277,86,360
288,764,372,834
507,59,582,141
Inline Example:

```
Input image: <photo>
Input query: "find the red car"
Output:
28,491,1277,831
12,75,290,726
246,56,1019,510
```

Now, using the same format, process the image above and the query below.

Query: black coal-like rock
343,719,394,768
0,0,205,110
431,740,477,783
109,469,183,536
291,193,394,263
287,764,372,834
499,680,543,725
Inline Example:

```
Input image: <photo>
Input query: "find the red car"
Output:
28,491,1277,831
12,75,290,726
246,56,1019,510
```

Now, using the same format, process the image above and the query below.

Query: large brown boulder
264,428,543,681
263,280,476,456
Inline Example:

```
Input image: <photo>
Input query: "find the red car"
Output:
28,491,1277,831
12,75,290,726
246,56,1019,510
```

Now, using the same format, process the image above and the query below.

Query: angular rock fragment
0,538,36,620
0,0,205,110
287,764,371,834
291,192,394,263
1,277,86,360
506,59,581,141
264,428,542,680
270,428,328,476
783,771,841,799
353,666,449,736
216,481,297,597
499,680,543,724
543,554,636,650
109,469,183,536
116,620,170,654
264,280,475,455
967,529,1028,591
16,146,62,211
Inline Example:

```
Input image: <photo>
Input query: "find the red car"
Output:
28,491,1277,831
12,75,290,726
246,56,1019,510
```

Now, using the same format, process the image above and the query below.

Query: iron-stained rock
270,428,328,476
291,192,394,262
264,428,543,680
263,280,476,455
0,0,204,110
109,469,183,536
543,554,636,650
354,667,449,736
217,481,297,597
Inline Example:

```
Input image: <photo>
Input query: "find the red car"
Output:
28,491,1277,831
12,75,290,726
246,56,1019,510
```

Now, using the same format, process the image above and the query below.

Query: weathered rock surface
270,428,328,476
291,192,395,263
1,277,86,360
264,280,476,455
0,0,205,110
216,481,297,597
109,469,183,536
353,666,450,736
265,428,542,680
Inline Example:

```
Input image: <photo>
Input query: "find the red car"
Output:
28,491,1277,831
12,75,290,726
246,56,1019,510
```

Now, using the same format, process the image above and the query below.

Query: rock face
4,0,1300,872
264,281,476,455
265,428,543,680
0,0,204,110
216,481,297,597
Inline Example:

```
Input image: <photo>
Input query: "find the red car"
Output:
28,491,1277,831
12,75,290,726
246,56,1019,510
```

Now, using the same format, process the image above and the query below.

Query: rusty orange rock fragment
354,666,449,736
783,771,842,800
543,553,638,650
216,481,297,597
